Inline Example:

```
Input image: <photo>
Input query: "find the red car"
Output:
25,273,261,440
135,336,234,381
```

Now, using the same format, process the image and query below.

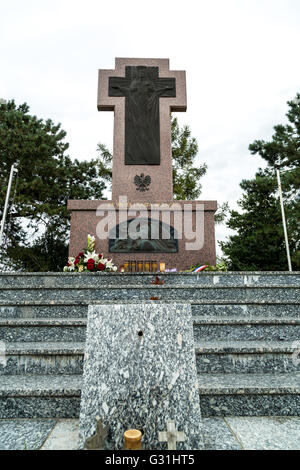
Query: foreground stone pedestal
78,303,203,450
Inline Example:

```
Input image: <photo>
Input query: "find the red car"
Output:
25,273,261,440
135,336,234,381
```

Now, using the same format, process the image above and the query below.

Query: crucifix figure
109,66,176,165
98,58,187,202
158,420,186,450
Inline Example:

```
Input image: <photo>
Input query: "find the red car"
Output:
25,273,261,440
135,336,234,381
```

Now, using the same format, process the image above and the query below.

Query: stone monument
78,303,203,450
68,58,217,270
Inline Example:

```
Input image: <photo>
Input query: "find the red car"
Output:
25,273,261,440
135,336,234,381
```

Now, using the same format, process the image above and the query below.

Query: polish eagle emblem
134,173,151,192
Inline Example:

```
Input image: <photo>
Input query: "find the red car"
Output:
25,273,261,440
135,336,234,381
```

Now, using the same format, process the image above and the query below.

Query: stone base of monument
68,200,217,271
78,303,203,450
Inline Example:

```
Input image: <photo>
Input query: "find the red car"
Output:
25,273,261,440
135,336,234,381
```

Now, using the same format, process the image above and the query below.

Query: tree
220,95,300,270
171,117,207,200
0,100,111,272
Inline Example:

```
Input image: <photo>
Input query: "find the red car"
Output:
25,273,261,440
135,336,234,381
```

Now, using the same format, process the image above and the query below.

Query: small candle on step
159,262,165,272
124,429,142,450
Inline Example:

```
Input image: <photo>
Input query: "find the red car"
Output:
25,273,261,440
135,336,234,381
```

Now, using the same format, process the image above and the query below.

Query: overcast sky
1,0,299,255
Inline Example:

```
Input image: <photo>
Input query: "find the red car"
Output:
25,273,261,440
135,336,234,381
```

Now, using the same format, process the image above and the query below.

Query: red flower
78,252,84,258
87,258,95,271
97,262,105,271
98,254,103,259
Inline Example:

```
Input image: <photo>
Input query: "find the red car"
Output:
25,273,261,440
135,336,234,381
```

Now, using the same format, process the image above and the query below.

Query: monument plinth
68,58,217,270
78,303,203,450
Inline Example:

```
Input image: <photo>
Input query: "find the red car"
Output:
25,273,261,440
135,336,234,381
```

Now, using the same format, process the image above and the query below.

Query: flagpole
276,169,292,272
0,164,18,247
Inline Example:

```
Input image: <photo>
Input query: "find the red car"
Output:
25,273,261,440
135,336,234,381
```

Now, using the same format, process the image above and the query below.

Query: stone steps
0,342,84,376
193,316,300,341
0,300,299,319
0,372,299,418
195,340,299,374
1,340,299,376
0,272,299,287
0,318,87,342
198,372,300,417
1,316,299,342
0,375,81,419
0,272,299,418
0,284,299,302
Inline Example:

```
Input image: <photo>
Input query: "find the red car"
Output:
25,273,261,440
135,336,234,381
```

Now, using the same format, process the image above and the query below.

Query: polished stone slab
41,419,79,450
1,416,299,450
0,418,55,450
79,303,203,450
225,416,300,450
202,417,242,450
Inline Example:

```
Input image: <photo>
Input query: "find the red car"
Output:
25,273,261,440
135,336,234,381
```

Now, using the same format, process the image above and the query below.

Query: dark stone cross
108,66,176,165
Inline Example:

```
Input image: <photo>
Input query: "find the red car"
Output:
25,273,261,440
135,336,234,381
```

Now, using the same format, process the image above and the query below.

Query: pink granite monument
68,58,217,271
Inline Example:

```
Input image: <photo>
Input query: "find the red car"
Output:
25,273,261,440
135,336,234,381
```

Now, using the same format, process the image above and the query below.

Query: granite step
0,285,299,302
195,340,300,374
0,318,87,342
193,316,300,341
2,340,298,376
0,342,85,375
1,316,299,343
0,300,299,319
192,303,300,318
0,272,299,288
0,372,299,418
198,372,300,417
0,375,81,419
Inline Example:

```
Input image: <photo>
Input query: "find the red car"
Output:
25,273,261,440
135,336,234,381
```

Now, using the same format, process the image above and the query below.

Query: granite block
202,417,242,450
0,418,56,450
79,303,203,450
225,416,300,450
41,419,79,450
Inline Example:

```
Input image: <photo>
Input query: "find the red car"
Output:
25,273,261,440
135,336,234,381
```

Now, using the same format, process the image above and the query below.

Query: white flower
63,266,69,272
84,251,99,263
87,234,96,251
112,266,117,272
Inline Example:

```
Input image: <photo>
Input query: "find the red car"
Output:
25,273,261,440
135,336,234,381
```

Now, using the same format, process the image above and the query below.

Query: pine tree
0,100,111,271
221,95,300,270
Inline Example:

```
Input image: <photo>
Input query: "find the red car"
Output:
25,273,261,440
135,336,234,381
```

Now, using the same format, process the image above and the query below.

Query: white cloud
1,0,299,253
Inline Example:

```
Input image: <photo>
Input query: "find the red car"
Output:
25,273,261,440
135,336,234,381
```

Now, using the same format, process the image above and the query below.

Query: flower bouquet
63,234,118,272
